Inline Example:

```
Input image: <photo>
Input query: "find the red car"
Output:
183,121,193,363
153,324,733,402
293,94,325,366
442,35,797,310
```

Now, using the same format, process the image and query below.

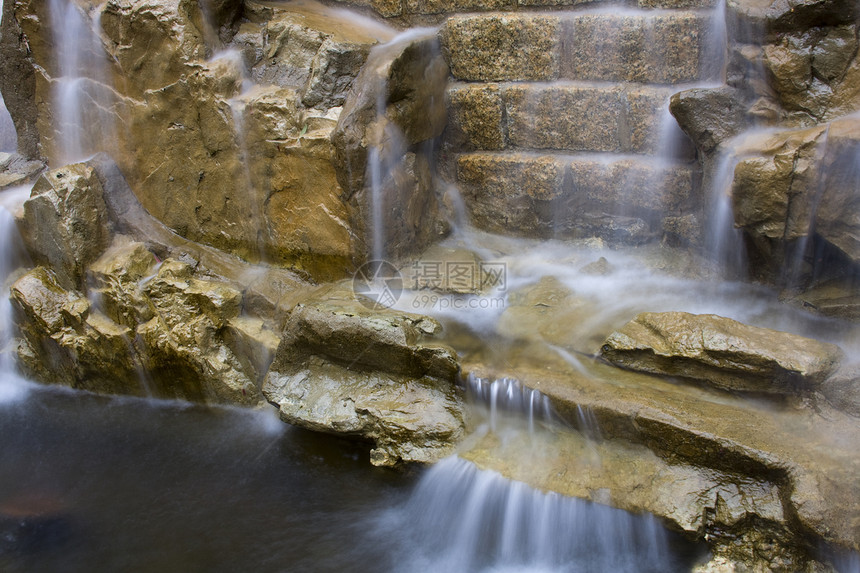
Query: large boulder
21,163,112,290
669,86,749,154
730,116,860,280
263,282,464,466
10,243,269,405
599,311,844,394
332,29,449,262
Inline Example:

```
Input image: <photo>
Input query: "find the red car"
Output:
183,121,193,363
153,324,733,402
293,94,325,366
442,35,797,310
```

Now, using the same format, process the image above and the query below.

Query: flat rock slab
263,283,465,466
600,311,844,394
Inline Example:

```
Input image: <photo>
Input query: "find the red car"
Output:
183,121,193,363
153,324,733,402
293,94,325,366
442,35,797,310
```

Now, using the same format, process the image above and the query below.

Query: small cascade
360,27,440,262
48,0,115,164
392,456,682,573
464,374,555,433
705,147,749,277
0,93,16,153
0,187,31,401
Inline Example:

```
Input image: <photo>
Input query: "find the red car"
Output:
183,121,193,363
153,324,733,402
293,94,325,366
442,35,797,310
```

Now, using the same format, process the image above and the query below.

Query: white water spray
48,0,115,164
391,456,679,573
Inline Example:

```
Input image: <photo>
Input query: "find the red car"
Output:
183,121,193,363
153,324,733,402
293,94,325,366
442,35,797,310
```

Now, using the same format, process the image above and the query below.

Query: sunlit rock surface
600,311,844,394
21,164,111,290
263,282,464,466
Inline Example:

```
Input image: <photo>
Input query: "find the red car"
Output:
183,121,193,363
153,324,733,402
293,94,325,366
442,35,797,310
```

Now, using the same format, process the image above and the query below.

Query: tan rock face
262,282,464,467
1,0,390,281
332,29,449,262
22,163,111,290
730,117,860,275
11,245,268,405
600,311,844,394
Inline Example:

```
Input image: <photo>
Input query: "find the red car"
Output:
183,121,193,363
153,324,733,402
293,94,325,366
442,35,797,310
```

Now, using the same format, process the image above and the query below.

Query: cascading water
47,0,115,164
390,456,684,573
0,94,16,154
0,187,31,400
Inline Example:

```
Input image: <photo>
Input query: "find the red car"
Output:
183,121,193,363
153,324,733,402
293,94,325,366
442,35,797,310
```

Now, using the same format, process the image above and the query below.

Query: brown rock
22,163,111,290
442,14,560,82
262,282,464,466
670,87,749,154
600,311,844,394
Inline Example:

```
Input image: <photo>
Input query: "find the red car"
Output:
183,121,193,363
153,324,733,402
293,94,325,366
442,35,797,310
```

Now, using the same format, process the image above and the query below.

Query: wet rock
561,12,712,84
731,116,860,277
0,0,40,159
0,154,45,190
263,282,464,466
12,244,268,405
670,86,749,154
441,14,560,81
10,266,139,392
332,29,448,262
236,6,380,109
87,238,158,329
235,86,354,280
21,164,111,290
445,83,505,151
819,364,860,418
600,311,844,394
402,245,487,294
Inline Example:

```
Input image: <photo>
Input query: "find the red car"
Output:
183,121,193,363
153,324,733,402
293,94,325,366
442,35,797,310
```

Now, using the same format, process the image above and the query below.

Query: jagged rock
3,1,379,280
236,3,385,109
728,0,860,40
0,153,45,190
234,86,355,280
600,311,844,394
21,163,111,290
12,247,267,405
670,86,749,154
263,282,464,466
731,116,860,277
10,266,139,392
332,29,449,261
0,0,40,159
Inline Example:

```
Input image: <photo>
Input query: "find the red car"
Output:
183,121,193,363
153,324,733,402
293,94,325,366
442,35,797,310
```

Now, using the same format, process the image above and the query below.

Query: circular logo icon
352,260,403,310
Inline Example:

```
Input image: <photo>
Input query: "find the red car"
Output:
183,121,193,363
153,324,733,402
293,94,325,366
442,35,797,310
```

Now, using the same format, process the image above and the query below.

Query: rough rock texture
457,152,696,243
0,153,45,191
600,311,844,394
730,116,860,282
332,29,450,262
20,164,111,290
0,0,40,159
670,86,749,154
441,14,560,81
263,282,464,466
9,154,306,404
11,252,264,404
460,352,860,567
0,0,395,280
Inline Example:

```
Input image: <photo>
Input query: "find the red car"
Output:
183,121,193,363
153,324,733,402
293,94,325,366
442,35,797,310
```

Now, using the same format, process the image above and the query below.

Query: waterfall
390,456,681,573
48,0,115,164
0,93,16,154
0,187,31,401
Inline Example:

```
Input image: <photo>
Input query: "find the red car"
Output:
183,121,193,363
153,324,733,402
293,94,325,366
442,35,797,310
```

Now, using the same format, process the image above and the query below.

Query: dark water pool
0,378,704,573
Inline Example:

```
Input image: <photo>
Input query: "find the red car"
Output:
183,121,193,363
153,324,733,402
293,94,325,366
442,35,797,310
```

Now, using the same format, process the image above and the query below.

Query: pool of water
0,378,705,573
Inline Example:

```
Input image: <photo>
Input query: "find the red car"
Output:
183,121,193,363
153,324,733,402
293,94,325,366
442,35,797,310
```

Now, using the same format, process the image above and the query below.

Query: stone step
447,81,695,156
403,0,717,16
455,151,700,243
441,11,720,84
